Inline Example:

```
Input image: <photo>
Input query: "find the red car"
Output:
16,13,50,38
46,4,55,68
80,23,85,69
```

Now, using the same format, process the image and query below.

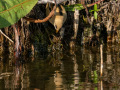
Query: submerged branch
0,29,14,43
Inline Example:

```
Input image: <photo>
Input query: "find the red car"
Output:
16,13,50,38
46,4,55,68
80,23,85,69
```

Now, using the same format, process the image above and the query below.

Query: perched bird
46,3,67,33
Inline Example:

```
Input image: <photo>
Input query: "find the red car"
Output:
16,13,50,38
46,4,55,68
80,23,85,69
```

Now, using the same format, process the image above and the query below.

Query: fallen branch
0,29,14,43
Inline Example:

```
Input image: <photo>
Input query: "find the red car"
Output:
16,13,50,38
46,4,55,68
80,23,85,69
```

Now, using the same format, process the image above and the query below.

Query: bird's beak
56,29,59,33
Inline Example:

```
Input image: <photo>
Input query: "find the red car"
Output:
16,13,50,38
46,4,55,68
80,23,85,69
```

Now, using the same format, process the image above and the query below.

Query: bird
46,3,67,33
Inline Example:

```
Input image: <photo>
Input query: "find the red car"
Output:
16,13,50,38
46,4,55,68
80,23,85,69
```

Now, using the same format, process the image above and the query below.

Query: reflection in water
0,58,30,89
0,44,120,90
70,49,80,90
54,71,64,90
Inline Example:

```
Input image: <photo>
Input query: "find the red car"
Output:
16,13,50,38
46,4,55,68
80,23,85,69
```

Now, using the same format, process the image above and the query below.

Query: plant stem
0,29,14,43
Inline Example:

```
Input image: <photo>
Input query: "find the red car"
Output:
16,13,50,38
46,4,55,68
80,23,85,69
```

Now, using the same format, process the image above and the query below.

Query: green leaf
93,71,98,84
0,0,38,28
94,11,98,20
64,4,84,11
89,10,94,13
94,4,98,11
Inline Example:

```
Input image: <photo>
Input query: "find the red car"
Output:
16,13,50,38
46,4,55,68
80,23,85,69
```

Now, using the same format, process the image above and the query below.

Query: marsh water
0,44,120,90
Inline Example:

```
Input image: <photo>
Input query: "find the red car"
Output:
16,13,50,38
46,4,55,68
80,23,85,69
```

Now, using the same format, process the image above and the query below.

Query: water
0,44,120,90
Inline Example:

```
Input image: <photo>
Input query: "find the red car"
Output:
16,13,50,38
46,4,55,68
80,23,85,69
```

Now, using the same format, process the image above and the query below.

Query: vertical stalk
20,18,25,48
70,0,79,40
100,79,103,90
73,9,79,39
100,44,103,90
13,24,20,58
70,0,79,49
0,32,4,54
100,44,103,77
0,29,14,43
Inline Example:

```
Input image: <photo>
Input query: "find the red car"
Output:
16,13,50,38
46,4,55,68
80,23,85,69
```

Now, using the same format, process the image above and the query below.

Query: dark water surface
0,44,120,90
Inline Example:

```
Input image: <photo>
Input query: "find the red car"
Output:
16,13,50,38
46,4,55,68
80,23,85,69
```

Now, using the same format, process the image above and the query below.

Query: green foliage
94,11,98,20
0,0,38,28
64,4,84,11
93,70,98,84
94,4,98,11
89,4,99,20
64,4,99,20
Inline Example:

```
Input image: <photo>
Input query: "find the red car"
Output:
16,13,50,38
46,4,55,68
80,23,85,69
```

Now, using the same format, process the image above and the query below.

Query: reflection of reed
0,59,3,75
21,65,30,89
54,71,63,90
53,48,80,90
1,44,120,89
0,57,30,89
48,51,63,67
70,48,80,90
53,51,65,89
101,44,120,89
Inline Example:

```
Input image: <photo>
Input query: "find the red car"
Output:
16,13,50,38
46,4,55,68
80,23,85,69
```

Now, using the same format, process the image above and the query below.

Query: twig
99,4,108,11
87,0,104,7
24,0,56,23
0,29,14,43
